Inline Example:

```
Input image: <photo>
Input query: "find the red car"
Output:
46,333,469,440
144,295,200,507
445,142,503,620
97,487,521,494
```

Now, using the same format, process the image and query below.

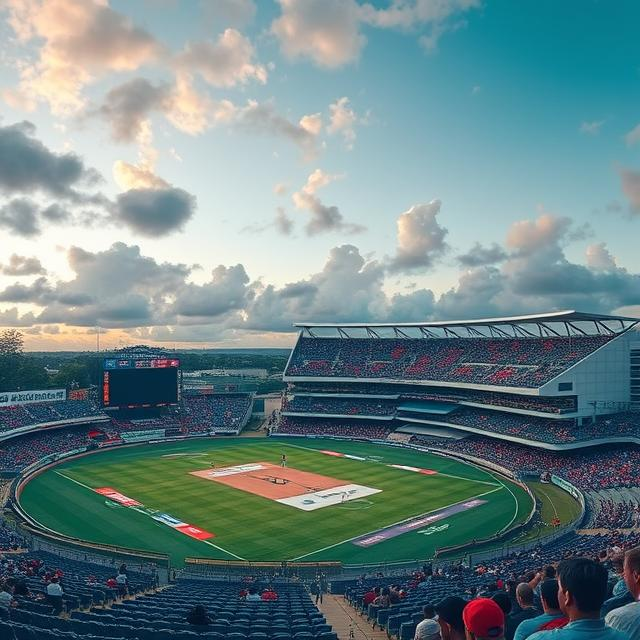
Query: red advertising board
175,524,215,540
94,487,142,507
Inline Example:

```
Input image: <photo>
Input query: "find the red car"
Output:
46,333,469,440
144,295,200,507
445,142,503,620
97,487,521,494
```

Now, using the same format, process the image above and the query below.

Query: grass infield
20,437,535,566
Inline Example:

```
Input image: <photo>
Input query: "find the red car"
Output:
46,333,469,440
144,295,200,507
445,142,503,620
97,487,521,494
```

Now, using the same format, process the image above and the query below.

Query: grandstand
279,310,640,449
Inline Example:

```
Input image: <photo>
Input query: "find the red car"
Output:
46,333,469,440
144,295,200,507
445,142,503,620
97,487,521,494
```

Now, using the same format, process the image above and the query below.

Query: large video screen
102,367,179,408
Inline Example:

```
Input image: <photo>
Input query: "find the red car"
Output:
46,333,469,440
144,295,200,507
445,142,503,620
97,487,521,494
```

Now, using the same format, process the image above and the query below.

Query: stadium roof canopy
294,310,639,338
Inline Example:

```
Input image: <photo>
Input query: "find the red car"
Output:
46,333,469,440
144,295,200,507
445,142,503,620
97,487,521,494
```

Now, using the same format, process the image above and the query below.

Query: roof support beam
566,322,587,336
539,323,561,337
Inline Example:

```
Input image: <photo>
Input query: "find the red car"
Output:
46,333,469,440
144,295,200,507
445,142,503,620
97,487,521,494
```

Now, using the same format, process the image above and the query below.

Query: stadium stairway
317,594,388,640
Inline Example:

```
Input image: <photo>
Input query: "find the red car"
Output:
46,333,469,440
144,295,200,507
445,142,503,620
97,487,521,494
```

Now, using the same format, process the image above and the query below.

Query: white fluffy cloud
586,243,617,271
174,29,267,88
388,200,449,272
327,97,358,149
271,0,480,67
3,0,162,114
271,0,365,68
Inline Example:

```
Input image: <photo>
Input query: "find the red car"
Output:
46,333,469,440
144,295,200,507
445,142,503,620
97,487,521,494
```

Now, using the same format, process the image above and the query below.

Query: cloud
625,124,640,146
113,161,169,190
292,169,365,235
274,207,294,235
0,121,95,197
327,97,358,149
175,29,267,88
3,0,162,114
94,81,318,154
506,213,573,254
29,243,190,328
0,254,46,276
271,0,365,68
0,198,41,237
273,183,288,196
388,200,448,272
114,187,196,237
232,100,321,156
579,120,604,135
1,210,639,339
586,242,616,271
271,0,480,68
41,203,71,223
456,242,508,267
299,113,323,136
95,78,172,142
173,264,251,319
112,120,169,189
618,167,640,213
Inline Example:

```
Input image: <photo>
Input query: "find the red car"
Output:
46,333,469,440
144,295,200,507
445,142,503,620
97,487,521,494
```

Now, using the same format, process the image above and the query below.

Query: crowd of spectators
282,395,396,417
591,500,640,530
0,427,92,472
0,400,105,434
276,417,395,440
292,383,577,414
286,335,613,388
277,406,640,445
182,393,253,433
346,530,640,640
428,436,640,491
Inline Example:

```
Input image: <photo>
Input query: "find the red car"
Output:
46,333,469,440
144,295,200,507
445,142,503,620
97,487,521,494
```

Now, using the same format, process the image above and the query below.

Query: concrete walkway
317,594,389,640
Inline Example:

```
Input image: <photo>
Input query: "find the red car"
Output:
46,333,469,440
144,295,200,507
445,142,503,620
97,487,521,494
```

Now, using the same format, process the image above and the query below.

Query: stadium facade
279,311,640,450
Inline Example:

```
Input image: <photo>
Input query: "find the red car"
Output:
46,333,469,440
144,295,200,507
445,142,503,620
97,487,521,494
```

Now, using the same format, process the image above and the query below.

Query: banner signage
120,429,166,442
0,388,66,407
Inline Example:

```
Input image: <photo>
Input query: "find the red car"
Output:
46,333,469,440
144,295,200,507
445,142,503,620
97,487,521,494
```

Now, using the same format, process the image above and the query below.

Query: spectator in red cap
463,598,506,640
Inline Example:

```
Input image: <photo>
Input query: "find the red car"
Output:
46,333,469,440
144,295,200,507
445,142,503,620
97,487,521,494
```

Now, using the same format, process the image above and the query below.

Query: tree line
0,330,289,393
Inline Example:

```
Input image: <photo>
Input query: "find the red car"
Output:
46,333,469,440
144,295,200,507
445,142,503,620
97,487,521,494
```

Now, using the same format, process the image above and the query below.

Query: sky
0,0,639,351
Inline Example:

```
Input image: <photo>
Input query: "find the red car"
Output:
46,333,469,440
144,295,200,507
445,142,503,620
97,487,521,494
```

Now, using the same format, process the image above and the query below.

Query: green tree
53,362,91,389
0,328,24,356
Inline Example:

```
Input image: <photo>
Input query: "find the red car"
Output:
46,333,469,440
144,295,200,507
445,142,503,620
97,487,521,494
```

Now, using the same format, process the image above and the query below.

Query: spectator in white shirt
46,577,64,615
605,546,640,640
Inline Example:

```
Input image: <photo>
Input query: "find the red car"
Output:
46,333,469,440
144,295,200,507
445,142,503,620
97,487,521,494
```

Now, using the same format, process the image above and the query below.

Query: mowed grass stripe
20,438,533,566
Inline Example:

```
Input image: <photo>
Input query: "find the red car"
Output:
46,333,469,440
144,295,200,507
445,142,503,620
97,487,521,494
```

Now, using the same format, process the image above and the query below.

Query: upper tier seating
0,400,105,434
285,335,613,388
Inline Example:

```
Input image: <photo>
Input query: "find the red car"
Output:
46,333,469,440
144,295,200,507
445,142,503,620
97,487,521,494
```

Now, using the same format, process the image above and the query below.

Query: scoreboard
102,358,181,409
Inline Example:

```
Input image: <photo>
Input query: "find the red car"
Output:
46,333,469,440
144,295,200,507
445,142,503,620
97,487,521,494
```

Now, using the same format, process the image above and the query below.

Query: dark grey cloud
33,243,191,328
0,121,93,197
457,242,508,268
115,187,196,237
96,78,172,141
0,254,46,276
41,203,72,223
0,198,40,237
0,277,53,304
274,207,294,235
172,265,251,319
305,198,366,236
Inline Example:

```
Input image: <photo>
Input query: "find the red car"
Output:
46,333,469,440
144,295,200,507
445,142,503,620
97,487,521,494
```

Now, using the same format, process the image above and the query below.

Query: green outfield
19,437,535,566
